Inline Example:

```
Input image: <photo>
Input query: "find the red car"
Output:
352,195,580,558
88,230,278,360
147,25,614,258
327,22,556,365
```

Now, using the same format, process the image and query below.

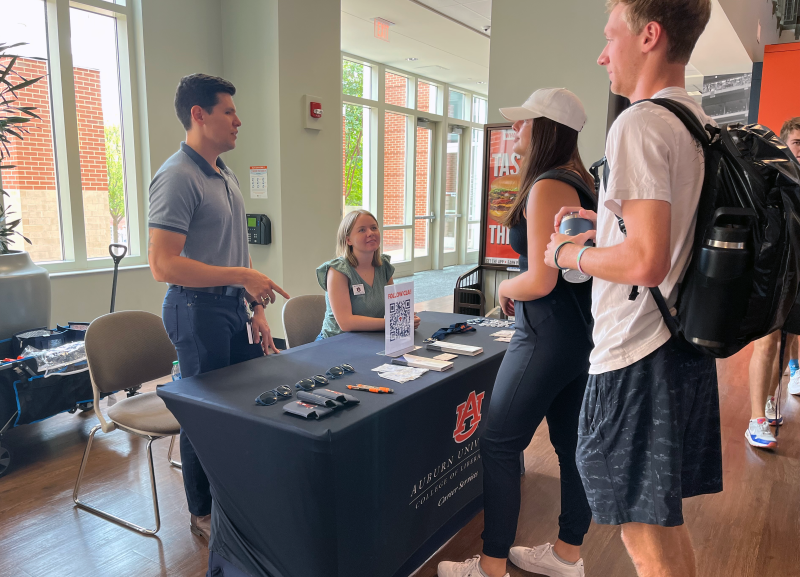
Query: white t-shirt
589,87,716,374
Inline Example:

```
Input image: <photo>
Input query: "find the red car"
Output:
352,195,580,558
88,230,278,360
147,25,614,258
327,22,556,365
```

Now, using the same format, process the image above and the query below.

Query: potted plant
0,43,51,341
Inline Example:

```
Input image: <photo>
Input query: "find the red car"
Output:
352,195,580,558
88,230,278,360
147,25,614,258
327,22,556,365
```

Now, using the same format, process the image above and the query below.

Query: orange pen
347,384,394,394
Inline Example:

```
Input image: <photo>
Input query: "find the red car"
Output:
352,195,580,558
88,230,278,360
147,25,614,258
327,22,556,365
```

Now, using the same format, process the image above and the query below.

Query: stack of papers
372,363,428,383
424,342,483,356
393,354,454,371
491,330,515,343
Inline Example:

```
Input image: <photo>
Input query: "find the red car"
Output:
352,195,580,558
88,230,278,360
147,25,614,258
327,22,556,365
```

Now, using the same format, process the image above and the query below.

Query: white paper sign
384,281,415,357
250,166,268,199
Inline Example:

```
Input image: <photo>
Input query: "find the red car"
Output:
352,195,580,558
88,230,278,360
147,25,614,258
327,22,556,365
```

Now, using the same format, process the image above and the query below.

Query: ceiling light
476,81,486,85
406,57,418,61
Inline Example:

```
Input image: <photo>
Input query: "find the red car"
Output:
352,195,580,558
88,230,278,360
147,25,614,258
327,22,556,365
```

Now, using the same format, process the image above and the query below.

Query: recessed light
476,81,486,85
406,57,418,61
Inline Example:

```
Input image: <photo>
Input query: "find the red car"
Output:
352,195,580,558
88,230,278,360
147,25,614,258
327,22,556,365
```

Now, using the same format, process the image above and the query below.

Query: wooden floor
1,304,798,577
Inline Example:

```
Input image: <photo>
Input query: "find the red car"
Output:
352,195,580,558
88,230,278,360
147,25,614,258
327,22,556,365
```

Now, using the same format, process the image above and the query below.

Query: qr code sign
389,300,411,341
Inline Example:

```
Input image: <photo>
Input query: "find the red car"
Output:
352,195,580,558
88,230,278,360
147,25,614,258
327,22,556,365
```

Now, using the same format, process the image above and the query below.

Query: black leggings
481,298,593,558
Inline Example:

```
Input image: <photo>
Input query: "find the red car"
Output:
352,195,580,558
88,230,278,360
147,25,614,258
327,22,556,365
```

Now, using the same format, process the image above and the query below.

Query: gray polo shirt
148,142,250,276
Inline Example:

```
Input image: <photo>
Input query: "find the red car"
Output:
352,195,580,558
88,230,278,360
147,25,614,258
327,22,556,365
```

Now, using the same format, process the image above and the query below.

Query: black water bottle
682,208,756,350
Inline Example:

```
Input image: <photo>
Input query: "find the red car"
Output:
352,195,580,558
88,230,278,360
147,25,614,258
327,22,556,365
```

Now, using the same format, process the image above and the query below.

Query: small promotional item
352,284,365,296
423,322,476,345
314,388,360,405
295,375,330,391
347,384,394,394
255,385,293,406
384,281,415,357
558,212,594,283
325,363,355,379
283,401,334,419
296,390,341,408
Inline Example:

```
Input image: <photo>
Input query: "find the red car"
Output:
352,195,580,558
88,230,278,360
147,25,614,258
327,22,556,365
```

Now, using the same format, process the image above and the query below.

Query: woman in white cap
439,88,595,577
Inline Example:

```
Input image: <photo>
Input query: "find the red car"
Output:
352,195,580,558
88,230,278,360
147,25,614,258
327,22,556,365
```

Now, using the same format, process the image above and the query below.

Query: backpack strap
534,169,597,210
607,98,713,310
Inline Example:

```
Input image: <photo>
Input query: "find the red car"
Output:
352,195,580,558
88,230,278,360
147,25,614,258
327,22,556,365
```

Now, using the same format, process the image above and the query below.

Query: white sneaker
509,543,585,577
765,396,783,426
789,372,800,396
438,556,508,577
746,418,777,449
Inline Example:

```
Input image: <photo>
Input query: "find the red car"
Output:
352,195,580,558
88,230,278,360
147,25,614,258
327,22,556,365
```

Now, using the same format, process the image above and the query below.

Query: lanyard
423,322,476,344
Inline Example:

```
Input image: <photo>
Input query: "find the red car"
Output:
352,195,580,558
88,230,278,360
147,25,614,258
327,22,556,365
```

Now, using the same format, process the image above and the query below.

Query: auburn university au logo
453,391,485,443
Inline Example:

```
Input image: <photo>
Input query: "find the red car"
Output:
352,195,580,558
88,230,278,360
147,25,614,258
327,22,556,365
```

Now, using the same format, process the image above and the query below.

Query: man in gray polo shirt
148,73,289,541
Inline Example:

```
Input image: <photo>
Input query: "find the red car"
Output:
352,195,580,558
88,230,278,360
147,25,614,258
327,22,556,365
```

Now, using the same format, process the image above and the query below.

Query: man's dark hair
174,73,236,131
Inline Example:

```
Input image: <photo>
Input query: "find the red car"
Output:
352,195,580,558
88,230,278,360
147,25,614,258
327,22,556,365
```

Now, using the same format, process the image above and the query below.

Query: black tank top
508,169,597,331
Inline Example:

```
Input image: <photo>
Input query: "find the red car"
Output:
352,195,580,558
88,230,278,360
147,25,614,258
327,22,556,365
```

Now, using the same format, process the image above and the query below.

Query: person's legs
619,523,696,577
478,344,562,576
163,290,239,518
747,332,780,448
440,302,591,577
749,331,779,420
544,372,592,561
576,340,721,577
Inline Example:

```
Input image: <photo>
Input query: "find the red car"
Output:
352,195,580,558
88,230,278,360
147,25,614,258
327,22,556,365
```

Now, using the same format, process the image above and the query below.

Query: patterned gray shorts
576,338,723,526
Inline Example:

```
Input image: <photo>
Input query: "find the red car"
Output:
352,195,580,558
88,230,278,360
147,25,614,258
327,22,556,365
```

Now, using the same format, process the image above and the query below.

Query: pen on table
347,384,394,394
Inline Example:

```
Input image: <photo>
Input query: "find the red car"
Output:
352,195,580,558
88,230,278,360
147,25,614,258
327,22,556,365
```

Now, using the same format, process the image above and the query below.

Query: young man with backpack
545,1,719,575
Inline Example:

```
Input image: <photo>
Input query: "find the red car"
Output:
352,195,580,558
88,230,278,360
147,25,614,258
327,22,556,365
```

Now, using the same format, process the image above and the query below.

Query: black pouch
313,388,360,405
296,391,342,409
283,401,334,419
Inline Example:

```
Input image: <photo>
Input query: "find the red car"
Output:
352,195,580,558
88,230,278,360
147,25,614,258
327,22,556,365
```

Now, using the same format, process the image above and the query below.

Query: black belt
173,285,245,298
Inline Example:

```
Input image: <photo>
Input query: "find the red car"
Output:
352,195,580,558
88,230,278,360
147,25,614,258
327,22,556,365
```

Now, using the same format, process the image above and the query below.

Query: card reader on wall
247,214,271,245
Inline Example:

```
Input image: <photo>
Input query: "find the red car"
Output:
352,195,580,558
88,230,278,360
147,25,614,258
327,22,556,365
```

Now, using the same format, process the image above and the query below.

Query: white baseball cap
499,88,587,132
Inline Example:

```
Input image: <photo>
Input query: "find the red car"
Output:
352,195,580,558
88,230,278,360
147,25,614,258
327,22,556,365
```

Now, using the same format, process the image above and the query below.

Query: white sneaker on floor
765,396,783,426
509,543,585,577
789,372,800,396
746,418,777,449
438,555,509,577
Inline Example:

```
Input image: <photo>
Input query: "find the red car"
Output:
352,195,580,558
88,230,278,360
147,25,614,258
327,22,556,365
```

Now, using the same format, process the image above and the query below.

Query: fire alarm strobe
304,94,323,130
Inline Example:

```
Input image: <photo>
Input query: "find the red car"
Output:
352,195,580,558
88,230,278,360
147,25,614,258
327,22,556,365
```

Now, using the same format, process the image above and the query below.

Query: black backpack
600,98,800,359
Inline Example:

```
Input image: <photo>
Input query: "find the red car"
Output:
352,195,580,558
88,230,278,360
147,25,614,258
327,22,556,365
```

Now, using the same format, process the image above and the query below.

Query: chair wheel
77,402,94,412
0,445,11,478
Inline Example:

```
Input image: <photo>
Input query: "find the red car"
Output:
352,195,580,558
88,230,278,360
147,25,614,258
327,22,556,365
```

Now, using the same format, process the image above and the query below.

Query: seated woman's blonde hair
336,209,383,268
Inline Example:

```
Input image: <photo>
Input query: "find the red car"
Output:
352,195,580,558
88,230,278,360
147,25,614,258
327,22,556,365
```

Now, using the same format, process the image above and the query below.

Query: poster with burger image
482,126,521,268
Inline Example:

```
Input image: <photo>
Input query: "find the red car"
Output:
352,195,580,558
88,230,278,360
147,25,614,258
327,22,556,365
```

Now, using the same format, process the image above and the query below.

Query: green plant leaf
10,76,44,93
0,165,16,169
0,56,18,86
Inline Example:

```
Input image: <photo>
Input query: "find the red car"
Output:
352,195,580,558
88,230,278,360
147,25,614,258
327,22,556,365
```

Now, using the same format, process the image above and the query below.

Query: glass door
413,122,434,271
443,130,462,267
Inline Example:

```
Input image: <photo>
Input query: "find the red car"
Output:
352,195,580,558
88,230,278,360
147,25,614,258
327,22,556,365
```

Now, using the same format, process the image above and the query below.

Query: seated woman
316,209,420,340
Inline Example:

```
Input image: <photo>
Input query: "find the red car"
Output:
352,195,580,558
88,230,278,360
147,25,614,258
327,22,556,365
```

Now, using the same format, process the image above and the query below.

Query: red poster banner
481,124,522,268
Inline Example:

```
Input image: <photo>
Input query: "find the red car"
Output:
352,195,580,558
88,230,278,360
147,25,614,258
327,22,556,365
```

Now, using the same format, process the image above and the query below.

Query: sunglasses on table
255,385,293,406
295,364,356,391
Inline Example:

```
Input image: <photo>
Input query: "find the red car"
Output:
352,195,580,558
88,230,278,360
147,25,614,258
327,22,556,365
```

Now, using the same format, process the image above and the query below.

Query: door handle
414,214,436,221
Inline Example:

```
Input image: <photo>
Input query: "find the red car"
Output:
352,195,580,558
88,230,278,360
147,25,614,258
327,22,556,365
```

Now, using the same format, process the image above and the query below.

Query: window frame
1,0,145,275
341,52,487,274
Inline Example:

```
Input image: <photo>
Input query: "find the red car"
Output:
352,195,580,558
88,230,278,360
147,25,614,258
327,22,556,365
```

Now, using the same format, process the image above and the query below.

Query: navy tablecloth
158,311,509,577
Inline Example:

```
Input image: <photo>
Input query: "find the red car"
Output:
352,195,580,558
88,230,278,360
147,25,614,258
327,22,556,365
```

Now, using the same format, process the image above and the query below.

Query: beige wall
487,0,610,165
51,0,342,339
49,0,224,325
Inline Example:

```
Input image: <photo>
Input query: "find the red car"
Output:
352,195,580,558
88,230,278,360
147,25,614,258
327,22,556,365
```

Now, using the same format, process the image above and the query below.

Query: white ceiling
413,0,492,33
341,0,491,94
342,0,753,100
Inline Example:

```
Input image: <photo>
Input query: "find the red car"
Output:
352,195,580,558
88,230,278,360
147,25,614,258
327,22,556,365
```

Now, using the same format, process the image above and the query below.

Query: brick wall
339,75,437,260
3,57,111,261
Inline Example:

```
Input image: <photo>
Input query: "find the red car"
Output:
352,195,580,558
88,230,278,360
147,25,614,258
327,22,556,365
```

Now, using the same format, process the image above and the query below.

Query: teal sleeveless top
315,254,395,339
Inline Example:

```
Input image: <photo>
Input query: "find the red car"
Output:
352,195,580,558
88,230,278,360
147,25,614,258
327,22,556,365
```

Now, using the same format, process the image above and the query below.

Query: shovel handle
109,243,127,265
